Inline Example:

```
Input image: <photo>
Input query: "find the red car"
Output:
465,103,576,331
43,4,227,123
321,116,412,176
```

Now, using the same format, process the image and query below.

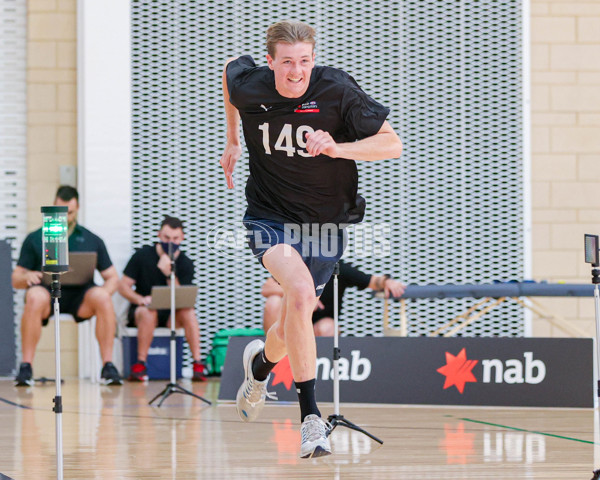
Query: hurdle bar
378,282,594,337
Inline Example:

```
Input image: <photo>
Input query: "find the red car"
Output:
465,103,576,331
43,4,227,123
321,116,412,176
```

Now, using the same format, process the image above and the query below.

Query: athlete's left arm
304,120,402,161
99,265,119,295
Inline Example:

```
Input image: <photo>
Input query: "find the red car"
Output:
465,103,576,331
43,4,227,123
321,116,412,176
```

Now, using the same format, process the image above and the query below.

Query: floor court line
460,416,597,445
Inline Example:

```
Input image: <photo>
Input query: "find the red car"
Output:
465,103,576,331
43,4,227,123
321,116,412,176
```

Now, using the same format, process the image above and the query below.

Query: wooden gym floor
0,378,597,479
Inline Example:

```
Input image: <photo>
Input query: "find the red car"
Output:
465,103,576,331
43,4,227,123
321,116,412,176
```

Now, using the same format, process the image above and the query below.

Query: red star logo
271,419,301,464
438,422,475,465
436,348,478,394
271,355,294,390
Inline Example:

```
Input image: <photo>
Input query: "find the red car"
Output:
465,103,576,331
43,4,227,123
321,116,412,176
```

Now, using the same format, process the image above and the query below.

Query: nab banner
218,337,593,408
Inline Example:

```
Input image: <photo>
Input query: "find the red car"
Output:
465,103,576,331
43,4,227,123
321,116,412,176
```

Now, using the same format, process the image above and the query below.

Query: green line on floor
460,417,595,445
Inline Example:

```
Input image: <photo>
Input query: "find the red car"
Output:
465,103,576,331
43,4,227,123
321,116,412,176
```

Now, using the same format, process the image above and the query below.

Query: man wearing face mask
118,215,206,382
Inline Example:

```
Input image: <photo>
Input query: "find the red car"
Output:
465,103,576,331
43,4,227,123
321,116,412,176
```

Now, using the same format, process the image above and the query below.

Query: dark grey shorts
243,213,346,296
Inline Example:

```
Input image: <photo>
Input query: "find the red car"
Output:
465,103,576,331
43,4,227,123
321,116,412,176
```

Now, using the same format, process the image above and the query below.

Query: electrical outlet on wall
59,165,77,187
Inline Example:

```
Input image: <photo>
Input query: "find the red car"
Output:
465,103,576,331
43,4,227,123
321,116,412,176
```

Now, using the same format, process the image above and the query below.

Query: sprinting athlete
220,19,402,458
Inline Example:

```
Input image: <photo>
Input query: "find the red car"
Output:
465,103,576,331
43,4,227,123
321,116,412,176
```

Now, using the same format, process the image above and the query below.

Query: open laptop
147,285,198,310
43,252,97,286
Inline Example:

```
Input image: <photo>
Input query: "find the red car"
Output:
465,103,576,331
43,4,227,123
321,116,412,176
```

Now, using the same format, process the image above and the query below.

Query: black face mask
160,241,180,257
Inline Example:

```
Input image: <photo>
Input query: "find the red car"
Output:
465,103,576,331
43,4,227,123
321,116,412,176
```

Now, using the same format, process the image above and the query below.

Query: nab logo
437,348,547,394
437,348,478,394
271,351,372,391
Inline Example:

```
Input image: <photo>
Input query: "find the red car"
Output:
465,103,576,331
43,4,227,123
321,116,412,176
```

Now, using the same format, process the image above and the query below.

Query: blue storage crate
122,327,183,380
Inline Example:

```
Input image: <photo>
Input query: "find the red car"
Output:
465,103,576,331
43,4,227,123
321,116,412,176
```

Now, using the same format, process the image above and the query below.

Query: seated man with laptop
117,215,207,382
11,185,123,386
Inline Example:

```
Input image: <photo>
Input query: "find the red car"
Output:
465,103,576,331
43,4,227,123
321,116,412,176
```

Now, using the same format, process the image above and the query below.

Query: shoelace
243,377,278,404
301,417,332,442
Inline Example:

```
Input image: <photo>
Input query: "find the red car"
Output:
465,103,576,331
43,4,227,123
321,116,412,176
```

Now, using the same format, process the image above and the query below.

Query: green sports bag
205,328,264,376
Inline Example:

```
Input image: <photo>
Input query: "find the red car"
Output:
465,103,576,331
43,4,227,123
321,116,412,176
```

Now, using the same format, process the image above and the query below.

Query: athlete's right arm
220,57,242,189
12,265,43,289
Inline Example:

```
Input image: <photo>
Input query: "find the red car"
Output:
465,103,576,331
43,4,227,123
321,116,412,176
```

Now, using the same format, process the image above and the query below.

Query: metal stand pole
326,263,383,444
51,274,64,480
594,283,600,400
170,266,176,386
591,268,600,480
332,265,340,416
149,247,210,407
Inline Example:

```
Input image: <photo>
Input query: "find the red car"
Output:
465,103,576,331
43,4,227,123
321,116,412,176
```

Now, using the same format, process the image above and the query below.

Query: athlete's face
266,41,315,99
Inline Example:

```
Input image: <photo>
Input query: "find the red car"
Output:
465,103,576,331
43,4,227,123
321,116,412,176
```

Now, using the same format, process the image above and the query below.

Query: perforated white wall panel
0,0,26,365
131,0,524,362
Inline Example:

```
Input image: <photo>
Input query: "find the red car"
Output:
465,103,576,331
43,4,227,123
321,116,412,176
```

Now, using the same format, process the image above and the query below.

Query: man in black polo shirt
117,215,206,382
262,260,406,336
12,186,122,386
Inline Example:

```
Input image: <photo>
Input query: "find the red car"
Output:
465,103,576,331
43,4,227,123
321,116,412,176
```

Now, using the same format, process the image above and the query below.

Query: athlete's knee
286,280,316,313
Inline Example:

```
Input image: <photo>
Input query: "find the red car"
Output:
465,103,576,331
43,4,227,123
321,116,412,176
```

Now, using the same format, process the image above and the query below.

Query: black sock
137,360,146,366
295,378,320,422
251,349,277,381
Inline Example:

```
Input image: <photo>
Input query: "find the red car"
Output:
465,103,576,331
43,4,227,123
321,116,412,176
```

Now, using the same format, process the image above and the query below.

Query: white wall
77,0,132,275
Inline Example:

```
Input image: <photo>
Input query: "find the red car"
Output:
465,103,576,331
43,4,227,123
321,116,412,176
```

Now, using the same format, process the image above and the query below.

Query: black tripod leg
149,386,169,406
185,390,212,405
156,387,171,408
149,383,212,407
170,384,212,405
327,415,384,444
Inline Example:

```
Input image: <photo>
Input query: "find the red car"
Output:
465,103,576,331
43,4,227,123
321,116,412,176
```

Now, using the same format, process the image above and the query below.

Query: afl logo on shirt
294,101,320,113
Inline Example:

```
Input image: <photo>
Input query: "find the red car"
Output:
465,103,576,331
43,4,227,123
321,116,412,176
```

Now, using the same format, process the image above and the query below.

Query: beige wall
27,0,77,230
27,0,79,377
530,0,600,337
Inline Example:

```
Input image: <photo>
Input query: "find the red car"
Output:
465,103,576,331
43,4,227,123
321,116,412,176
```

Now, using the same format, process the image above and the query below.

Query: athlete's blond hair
266,20,316,57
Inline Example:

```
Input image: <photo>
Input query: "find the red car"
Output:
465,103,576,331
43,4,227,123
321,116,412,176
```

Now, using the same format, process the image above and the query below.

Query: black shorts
127,304,170,328
243,214,346,296
40,285,95,326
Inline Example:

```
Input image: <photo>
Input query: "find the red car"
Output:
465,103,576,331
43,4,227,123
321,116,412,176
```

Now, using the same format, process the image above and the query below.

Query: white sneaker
236,339,275,422
300,414,332,458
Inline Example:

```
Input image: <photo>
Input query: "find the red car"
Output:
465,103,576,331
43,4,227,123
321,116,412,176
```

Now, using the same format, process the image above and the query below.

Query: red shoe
128,362,148,382
193,362,208,382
